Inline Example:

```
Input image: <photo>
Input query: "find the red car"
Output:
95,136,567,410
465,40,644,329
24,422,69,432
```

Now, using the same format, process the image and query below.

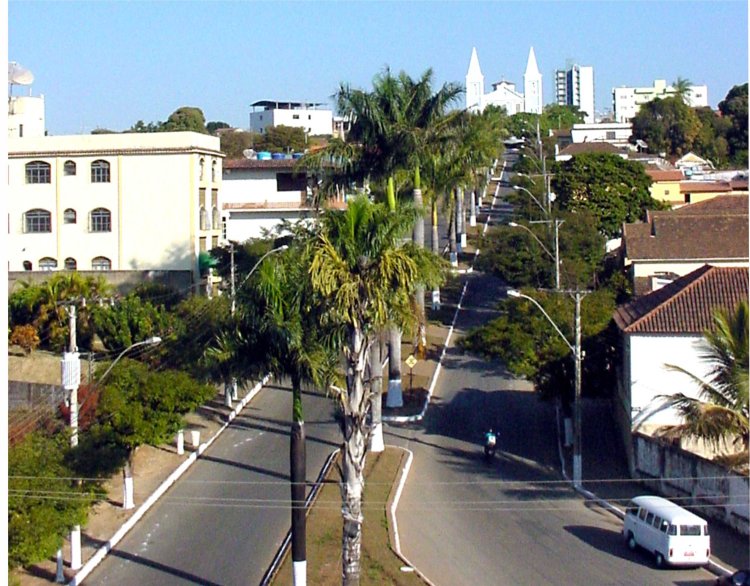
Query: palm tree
309,197,444,585
659,301,749,454
672,77,693,104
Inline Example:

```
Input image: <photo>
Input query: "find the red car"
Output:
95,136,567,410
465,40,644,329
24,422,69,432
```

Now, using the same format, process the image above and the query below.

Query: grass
271,448,427,585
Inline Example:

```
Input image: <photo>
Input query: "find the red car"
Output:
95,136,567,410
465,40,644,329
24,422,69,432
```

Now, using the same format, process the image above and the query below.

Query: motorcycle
484,431,497,460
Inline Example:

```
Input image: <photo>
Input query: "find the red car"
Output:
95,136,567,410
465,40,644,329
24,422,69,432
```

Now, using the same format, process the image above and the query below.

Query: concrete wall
9,269,193,296
633,432,749,535
8,381,67,411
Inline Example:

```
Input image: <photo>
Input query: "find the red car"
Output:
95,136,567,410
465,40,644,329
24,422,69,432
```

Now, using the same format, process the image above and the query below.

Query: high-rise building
555,62,595,123
612,79,708,122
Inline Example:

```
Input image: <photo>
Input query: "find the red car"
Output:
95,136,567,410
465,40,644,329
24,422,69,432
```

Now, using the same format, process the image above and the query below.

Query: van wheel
654,552,665,568
626,533,636,551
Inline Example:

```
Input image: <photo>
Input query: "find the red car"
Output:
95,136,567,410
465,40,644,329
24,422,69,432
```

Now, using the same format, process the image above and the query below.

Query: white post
293,560,307,586
224,381,233,408
190,430,200,448
469,190,477,227
70,526,82,570
123,476,135,510
56,548,65,583
177,429,184,455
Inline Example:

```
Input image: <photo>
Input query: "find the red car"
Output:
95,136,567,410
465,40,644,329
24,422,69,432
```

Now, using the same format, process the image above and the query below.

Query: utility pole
572,291,583,488
228,244,238,403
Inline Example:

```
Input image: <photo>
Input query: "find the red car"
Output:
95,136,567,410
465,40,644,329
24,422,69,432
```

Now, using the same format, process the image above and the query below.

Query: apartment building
8,132,224,284
249,100,334,136
613,79,708,122
555,63,595,123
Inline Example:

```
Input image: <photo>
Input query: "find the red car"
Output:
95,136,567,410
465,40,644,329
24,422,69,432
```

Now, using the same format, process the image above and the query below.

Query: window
276,172,306,192
211,188,218,207
64,161,77,176
668,524,677,536
91,256,111,271
212,207,220,230
645,513,654,525
64,258,77,270
221,217,227,240
606,131,616,140
25,209,51,233
90,208,112,232
292,114,300,120
64,209,77,224
200,157,205,180
199,206,208,230
39,257,57,271
680,525,702,536
652,515,663,529
91,160,111,183
212,235,218,248
22,260,32,271
199,237,207,252
212,160,217,182
638,508,647,521
26,161,51,184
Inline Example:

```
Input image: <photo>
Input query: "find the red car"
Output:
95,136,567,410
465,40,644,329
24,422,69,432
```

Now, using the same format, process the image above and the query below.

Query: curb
68,374,272,586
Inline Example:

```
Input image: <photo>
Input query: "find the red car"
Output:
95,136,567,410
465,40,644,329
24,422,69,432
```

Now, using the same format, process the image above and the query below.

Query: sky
7,0,749,136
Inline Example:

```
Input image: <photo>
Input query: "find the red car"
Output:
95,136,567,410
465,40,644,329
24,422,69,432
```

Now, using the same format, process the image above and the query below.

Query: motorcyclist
484,428,497,458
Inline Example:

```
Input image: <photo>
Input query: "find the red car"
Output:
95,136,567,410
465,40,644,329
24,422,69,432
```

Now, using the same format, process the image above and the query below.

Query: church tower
465,47,484,113
523,46,543,114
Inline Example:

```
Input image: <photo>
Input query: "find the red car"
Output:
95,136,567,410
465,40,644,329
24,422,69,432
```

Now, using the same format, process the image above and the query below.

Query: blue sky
8,0,749,136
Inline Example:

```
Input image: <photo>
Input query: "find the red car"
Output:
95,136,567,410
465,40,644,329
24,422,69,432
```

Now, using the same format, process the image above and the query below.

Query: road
389,183,721,584
86,381,340,586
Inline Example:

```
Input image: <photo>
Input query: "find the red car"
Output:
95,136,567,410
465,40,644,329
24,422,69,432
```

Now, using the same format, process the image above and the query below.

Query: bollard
177,429,184,455
56,548,65,583
71,526,81,570
190,430,200,448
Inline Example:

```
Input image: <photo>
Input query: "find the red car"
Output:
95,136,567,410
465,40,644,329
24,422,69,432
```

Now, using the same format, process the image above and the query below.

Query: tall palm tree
672,77,693,103
660,301,749,453
309,196,444,585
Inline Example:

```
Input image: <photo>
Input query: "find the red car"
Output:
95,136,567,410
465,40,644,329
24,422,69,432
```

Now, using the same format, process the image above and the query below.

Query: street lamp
96,336,162,385
507,288,586,488
512,185,547,217
508,220,564,290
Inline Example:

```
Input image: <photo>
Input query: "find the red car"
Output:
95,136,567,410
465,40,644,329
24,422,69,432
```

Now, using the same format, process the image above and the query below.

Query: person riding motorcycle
484,428,497,458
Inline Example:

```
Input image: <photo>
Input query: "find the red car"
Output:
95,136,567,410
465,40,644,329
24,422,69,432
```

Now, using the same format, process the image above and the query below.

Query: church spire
525,46,541,77
467,46,483,79
465,47,485,113
523,46,543,114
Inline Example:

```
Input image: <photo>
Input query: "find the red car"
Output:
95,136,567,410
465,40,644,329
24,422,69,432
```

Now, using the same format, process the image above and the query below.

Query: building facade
8,132,224,284
249,100,334,137
612,79,709,122
8,95,46,139
554,63,595,123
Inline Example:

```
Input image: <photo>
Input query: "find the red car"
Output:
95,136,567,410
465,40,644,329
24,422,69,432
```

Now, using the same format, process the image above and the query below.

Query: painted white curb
68,374,272,585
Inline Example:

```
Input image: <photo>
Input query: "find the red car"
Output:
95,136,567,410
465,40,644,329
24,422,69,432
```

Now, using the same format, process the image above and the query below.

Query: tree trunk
291,380,307,586
386,326,403,408
448,191,458,267
123,449,136,510
456,187,464,251
431,198,441,309
412,180,426,353
368,334,384,452
341,327,369,586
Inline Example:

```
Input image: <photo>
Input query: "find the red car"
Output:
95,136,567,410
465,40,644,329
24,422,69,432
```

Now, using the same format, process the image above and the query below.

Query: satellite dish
8,62,34,85
242,149,256,159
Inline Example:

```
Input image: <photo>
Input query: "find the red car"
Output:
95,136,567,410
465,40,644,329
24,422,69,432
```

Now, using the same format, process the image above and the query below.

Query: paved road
389,179,722,584
86,382,339,586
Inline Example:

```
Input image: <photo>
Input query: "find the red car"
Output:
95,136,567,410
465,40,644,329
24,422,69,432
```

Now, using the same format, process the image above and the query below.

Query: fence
633,432,749,536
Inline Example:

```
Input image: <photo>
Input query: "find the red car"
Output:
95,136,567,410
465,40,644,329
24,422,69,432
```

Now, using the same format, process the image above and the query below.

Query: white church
466,47,543,115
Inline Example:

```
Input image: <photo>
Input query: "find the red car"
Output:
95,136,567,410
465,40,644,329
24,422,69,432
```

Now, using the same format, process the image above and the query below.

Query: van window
645,513,655,525
638,508,647,521
668,524,677,536
626,506,638,516
703,525,709,536
653,515,663,529
659,519,669,533
680,525,702,536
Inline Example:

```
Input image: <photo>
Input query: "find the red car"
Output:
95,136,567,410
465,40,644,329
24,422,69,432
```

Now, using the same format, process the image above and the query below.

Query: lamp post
508,220,564,290
511,185,548,217
96,337,162,384
507,289,587,488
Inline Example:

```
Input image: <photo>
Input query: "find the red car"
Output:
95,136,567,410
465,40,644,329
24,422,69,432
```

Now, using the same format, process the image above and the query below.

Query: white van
623,495,711,568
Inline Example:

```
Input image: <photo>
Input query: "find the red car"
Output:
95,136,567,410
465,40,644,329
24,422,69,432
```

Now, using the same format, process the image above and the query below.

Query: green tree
551,153,662,238
631,96,702,156
540,104,586,131
256,125,307,153
90,294,170,351
659,301,749,454
671,77,693,103
127,120,163,133
9,431,101,569
161,107,208,133
692,106,731,167
718,83,749,167
308,197,445,584
206,121,230,135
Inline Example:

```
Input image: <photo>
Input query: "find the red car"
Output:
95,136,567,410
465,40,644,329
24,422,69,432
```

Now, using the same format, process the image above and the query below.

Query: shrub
9,325,40,354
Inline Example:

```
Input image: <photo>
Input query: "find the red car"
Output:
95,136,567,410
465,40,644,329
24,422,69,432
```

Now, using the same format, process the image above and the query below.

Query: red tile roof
614,265,749,334
647,169,684,181
671,195,748,215
680,181,733,193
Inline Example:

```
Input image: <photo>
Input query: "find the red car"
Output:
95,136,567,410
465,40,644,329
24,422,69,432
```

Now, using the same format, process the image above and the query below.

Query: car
716,569,750,586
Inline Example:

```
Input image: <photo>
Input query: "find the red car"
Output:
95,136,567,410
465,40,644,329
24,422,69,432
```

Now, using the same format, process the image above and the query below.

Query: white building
570,122,632,147
8,132,224,284
612,79,709,123
465,47,543,115
222,158,345,243
555,63,595,123
8,95,46,139
249,100,334,137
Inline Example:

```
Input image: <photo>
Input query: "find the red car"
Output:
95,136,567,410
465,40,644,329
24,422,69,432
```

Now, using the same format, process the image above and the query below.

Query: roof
629,496,707,523
670,195,748,215
680,181,734,194
623,213,748,262
557,142,628,157
250,100,327,110
223,158,333,171
613,265,748,334
646,169,684,182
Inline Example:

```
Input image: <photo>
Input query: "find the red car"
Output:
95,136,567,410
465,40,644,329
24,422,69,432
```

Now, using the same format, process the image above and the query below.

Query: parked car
716,569,750,586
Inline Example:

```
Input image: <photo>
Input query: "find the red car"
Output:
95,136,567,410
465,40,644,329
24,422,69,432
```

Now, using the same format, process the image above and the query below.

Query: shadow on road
106,548,223,586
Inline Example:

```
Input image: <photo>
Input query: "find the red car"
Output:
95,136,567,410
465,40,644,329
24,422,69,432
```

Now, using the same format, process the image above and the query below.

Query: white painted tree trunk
224,381,233,408
469,190,477,227
368,336,384,452
123,453,135,510
56,548,65,583
386,326,403,408
177,429,184,455
70,525,81,570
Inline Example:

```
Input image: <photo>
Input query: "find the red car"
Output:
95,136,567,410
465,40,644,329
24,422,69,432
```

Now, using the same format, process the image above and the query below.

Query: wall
634,433,749,535
8,269,194,296
8,381,67,411
631,259,748,280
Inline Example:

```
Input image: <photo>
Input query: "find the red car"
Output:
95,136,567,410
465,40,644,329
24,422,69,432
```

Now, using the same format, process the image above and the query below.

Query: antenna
8,62,34,86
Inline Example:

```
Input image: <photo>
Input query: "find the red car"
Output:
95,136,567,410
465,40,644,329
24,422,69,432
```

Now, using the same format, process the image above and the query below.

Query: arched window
64,160,77,176
212,207,220,230
63,209,77,224
91,160,111,183
199,206,208,230
211,159,217,182
91,256,111,271
39,257,58,271
64,257,77,270
26,161,51,184
24,209,52,233
199,157,205,180
90,208,112,232
22,260,32,271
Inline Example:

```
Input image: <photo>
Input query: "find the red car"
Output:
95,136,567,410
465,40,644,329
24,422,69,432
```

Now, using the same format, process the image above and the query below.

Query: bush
9,325,40,354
